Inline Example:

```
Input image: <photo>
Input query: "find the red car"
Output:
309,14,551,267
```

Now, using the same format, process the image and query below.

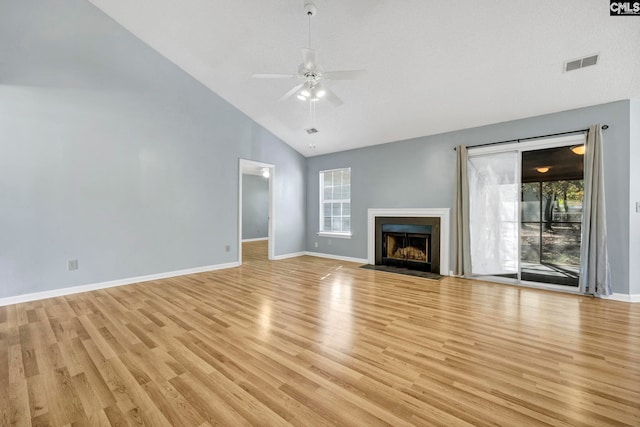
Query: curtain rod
453,125,609,151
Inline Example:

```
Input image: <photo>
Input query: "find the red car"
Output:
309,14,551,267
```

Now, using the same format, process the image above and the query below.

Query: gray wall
0,0,634,299
0,0,306,299
242,174,269,240
630,100,640,295
306,101,632,294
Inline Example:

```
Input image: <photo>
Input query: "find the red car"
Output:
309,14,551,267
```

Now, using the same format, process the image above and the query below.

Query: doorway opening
239,159,274,264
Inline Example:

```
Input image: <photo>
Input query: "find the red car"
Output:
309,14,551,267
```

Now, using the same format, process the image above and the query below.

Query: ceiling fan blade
302,48,317,69
323,70,367,80
323,88,343,107
252,73,297,79
278,83,305,102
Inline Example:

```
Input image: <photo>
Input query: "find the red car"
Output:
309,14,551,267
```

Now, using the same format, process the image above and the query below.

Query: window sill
317,232,352,239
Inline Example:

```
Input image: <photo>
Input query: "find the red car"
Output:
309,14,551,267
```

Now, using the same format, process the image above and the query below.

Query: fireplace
374,216,441,274
368,208,450,276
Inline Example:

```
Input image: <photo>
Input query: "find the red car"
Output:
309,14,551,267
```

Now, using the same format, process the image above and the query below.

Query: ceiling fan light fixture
252,0,364,113
570,145,586,155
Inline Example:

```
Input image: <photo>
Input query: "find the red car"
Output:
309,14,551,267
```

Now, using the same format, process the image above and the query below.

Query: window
319,168,351,237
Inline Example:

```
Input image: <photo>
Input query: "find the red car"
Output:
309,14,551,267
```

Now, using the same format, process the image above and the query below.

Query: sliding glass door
520,147,584,286
468,135,586,288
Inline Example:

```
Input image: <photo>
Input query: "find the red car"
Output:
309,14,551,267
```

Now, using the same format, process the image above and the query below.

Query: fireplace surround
367,208,450,276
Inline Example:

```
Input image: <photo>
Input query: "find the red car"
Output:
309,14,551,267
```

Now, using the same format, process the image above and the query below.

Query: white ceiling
87,0,640,157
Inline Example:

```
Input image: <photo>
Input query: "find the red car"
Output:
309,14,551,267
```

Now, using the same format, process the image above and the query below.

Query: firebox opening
385,234,429,263
375,217,440,274
381,224,432,272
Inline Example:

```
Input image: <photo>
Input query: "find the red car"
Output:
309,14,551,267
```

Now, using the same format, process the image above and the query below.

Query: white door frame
238,159,275,264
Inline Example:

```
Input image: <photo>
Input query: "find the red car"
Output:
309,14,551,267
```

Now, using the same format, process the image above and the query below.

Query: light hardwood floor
1,240,639,426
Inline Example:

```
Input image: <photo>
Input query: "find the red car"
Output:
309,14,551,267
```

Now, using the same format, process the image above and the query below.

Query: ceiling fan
252,2,366,106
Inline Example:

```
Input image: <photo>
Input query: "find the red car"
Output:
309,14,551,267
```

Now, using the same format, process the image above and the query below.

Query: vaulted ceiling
87,0,640,157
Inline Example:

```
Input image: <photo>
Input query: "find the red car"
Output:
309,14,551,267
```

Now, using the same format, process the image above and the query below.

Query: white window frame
318,167,352,238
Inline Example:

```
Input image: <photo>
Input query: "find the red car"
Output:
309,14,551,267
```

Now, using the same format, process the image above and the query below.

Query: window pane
334,185,344,200
521,223,540,264
324,186,333,200
521,147,584,287
521,182,540,222
343,184,350,199
319,168,351,233
324,171,333,187
541,223,581,266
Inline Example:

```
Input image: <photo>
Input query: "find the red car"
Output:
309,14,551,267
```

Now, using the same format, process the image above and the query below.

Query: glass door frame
467,133,587,293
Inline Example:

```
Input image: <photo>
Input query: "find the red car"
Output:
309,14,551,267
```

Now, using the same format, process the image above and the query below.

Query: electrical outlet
328,240,332,246
225,245,230,252
68,259,78,271
314,242,318,248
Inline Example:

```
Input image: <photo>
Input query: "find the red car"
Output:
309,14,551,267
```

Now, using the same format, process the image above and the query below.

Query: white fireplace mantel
367,208,450,276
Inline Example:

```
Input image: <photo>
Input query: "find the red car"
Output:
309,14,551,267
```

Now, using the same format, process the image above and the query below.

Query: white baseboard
602,293,640,303
271,251,367,264
303,251,368,264
271,252,306,260
0,261,240,307
242,237,268,242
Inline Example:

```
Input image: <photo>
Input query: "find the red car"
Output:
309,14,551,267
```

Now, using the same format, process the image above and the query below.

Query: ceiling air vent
564,54,598,72
305,127,318,134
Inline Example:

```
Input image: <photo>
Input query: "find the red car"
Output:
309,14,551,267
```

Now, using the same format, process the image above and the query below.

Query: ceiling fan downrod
304,3,317,49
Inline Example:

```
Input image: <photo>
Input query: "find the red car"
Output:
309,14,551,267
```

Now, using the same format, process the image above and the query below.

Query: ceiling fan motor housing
304,3,317,16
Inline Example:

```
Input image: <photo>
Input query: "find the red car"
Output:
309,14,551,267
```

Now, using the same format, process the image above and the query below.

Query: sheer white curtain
467,151,520,275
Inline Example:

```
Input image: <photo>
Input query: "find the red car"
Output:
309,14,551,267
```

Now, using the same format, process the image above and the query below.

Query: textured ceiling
87,0,640,157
